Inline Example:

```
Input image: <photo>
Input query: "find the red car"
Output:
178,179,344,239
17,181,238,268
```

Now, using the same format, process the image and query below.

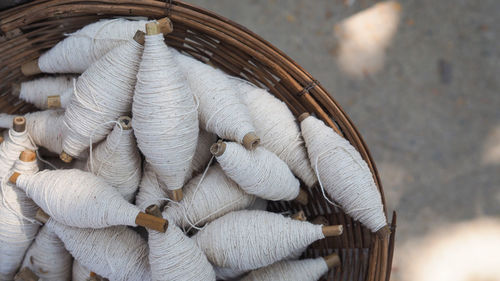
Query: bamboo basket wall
0,1,397,280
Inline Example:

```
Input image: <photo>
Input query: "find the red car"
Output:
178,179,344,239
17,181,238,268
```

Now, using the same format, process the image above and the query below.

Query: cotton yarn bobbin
193,210,343,271
0,150,39,280
233,80,317,188
72,260,91,281
164,164,256,229
145,206,216,281
0,117,36,178
36,212,151,281
87,116,141,202
21,18,173,75
12,75,75,109
21,225,72,281
132,22,198,201
135,163,168,211
173,50,259,150
211,141,308,204
240,254,340,281
60,30,146,162
186,128,217,180
8,169,167,232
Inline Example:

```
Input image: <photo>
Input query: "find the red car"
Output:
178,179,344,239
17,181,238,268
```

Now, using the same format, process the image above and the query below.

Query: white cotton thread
72,260,91,281
240,258,329,281
300,115,387,232
46,220,151,281
21,225,72,281
0,154,40,280
15,169,141,229
38,19,149,73
62,35,143,158
173,51,257,145
86,118,141,202
135,163,168,211
132,33,198,191
186,128,217,181
233,79,317,188
0,126,37,178
164,164,256,229
193,210,325,271
148,222,216,281
215,142,300,201
247,197,268,211
19,75,76,109
214,266,247,281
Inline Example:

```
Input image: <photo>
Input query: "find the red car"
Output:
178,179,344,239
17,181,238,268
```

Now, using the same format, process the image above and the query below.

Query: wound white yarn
240,258,329,281
38,19,149,73
132,34,198,191
164,164,256,229
193,210,325,271
148,222,216,281
0,155,39,280
21,225,72,281
0,127,37,178
135,163,168,211
247,197,268,211
46,220,151,281
87,120,141,202
300,115,387,232
63,36,143,158
173,51,256,144
186,128,217,181
19,76,75,109
15,169,141,228
72,260,91,281
234,80,317,188
215,142,300,201
214,266,247,281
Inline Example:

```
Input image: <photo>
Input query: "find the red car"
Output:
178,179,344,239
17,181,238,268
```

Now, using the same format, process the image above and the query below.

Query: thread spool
15,76,75,109
135,163,168,211
133,21,198,200
14,267,39,281
72,260,92,281
9,169,167,232
61,30,146,162
173,50,259,150
234,80,317,187
86,116,141,202
163,164,256,229
211,141,308,204
21,59,41,76
13,116,26,132
193,210,342,271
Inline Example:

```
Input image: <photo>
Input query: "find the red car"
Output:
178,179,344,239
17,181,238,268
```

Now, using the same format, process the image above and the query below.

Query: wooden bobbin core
170,189,183,202
59,151,73,163
145,204,163,218
312,216,329,226
145,22,160,35
13,116,26,132
118,116,132,130
291,210,306,221
294,188,309,205
9,172,20,184
210,141,226,157
20,150,36,162
133,30,145,45
11,83,21,97
35,208,50,224
21,58,41,76
242,132,260,150
298,112,310,123
0,136,4,144
135,212,168,232
322,225,343,237
323,253,341,269
47,95,61,109
157,17,174,35
14,267,39,281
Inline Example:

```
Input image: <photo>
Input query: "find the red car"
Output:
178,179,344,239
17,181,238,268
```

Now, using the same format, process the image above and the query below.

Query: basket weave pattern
0,1,396,280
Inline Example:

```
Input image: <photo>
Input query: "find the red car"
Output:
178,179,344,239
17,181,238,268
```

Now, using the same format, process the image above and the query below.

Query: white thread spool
234,80,317,187
41,215,151,281
72,260,91,281
299,114,388,233
211,141,308,204
8,169,168,232
132,22,198,201
20,18,173,75
146,207,216,281
0,117,36,178
193,210,343,271
12,76,75,109
173,51,259,150
240,254,340,281
164,164,256,229
86,116,141,202
60,30,146,162
0,150,39,280
21,225,72,281
135,163,168,211
186,128,217,180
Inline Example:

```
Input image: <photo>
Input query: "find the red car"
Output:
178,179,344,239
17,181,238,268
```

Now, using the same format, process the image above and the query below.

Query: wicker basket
0,1,396,280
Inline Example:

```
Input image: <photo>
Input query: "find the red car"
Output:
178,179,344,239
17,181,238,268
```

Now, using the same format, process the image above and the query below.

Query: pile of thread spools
0,17,389,281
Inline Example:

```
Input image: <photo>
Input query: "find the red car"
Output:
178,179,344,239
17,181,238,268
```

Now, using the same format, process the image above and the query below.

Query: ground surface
186,1,500,280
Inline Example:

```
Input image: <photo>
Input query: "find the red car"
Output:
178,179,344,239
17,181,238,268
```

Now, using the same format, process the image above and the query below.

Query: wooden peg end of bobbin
242,132,260,150
322,225,343,237
210,141,226,157
294,188,309,205
135,212,168,233
170,189,183,202
35,208,50,224
157,17,174,35
11,83,21,97
323,253,341,269
14,267,39,281
145,204,162,218
298,112,310,123
118,116,132,130
59,151,73,163
145,22,161,35
21,59,41,76
9,172,20,185
20,150,36,162
0,136,4,144
13,116,26,132
291,210,307,221
133,30,145,45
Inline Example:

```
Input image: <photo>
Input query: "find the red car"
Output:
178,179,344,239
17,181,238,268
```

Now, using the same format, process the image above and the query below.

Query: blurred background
183,1,499,280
